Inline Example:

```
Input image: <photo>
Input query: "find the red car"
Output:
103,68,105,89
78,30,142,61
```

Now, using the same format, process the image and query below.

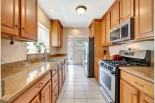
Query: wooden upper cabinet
92,22,95,37
51,20,63,47
120,0,134,23
89,25,92,37
111,3,120,29
31,95,40,103
101,19,106,46
105,13,111,45
135,0,154,40
120,80,138,103
140,93,154,103
21,0,38,40
41,81,51,103
1,0,20,36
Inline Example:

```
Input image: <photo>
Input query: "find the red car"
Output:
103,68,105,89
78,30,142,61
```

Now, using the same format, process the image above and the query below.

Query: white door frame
67,41,74,65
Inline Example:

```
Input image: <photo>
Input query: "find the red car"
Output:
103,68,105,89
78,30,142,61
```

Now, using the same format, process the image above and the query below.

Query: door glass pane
110,28,120,41
68,41,74,64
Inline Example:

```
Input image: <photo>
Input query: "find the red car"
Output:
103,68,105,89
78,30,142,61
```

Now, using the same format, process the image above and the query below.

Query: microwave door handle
120,27,122,39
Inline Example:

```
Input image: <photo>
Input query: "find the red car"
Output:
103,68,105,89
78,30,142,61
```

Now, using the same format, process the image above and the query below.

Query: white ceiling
38,0,115,27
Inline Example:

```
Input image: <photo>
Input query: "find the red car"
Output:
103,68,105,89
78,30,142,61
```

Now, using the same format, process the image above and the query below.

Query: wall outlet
1,56,7,64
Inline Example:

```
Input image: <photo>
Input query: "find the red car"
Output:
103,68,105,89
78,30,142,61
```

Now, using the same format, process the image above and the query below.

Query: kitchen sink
43,59,60,62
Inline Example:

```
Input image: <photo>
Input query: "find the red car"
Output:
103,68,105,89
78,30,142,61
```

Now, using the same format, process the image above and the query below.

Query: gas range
99,50,151,103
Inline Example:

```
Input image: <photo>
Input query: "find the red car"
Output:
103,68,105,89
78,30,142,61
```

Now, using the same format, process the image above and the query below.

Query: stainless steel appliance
110,18,134,43
83,37,94,77
100,50,151,103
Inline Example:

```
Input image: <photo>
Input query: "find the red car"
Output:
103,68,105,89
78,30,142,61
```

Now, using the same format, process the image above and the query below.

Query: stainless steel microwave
110,18,134,43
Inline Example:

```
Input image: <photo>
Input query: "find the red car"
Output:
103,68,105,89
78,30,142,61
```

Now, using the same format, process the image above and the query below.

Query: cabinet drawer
140,92,154,103
51,66,57,77
52,72,58,92
120,71,154,98
12,72,51,103
58,62,62,69
52,84,58,103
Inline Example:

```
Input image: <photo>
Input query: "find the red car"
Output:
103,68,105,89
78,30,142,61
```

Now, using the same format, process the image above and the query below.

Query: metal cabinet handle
120,18,122,19
132,93,136,96
16,25,20,27
23,27,26,30
36,83,44,88
117,20,119,21
134,82,143,87
54,79,57,82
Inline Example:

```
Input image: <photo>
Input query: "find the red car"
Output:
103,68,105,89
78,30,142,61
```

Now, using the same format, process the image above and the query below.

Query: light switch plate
1,56,7,64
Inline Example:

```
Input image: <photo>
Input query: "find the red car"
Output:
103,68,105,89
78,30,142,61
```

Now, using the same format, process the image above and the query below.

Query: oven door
100,66,116,102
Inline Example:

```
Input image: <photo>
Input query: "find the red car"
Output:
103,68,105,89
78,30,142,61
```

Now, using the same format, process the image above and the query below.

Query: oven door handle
100,66,114,74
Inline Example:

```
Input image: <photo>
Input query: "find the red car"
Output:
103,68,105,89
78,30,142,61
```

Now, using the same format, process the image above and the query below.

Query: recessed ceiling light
49,8,54,12
74,25,77,27
62,8,64,10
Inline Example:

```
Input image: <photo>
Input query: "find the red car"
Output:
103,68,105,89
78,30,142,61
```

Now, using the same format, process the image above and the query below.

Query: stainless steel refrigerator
83,37,94,78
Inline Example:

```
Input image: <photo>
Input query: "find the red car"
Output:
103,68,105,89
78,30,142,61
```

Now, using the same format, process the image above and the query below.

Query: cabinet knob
120,18,122,19
16,25,20,27
117,20,119,21
23,27,26,30
132,93,136,96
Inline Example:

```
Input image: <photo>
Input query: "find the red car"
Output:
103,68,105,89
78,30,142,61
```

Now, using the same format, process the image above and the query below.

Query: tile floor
56,65,107,103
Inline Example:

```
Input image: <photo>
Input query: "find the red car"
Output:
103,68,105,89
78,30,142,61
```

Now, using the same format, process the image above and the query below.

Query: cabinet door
60,26,63,47
21,0,38,40
57,23,61,47
120,0,134,23
111,3,120,29
135,0,154,40
101,19,106,46
94,63,97,79
52,85,58,103
89,25,92,37
92,22,95,37
58,68,62,92
97,64,100,82
41,81,51,103
31,94,40,103
1,0,20,36
120,80,138,103
140,93,154,103
105,13,111,45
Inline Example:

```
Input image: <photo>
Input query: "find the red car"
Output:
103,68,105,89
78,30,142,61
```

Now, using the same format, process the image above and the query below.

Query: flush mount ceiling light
49,8,54,12
76,6,87,15
74,25,77,27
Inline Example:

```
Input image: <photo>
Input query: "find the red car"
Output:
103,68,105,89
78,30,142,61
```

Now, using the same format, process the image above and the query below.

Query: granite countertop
0,56,67,103
119,67,154,84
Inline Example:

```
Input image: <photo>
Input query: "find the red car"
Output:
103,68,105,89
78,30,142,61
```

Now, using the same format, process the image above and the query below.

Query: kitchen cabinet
41,81,51,103
31,95,40,103
140,93,154,103
120,70,154,103
89,25,92,37
94,62,97,79
1,0,20,36
21,0,38,40
58,67,62,92
1,0,38,41
105,13,111,45
120,0,134,23
51,20,63,47
120,79,138,103
52,85,58,103
111,3,120,29
89,22,95,37
101,19,106,46
134,0,154,40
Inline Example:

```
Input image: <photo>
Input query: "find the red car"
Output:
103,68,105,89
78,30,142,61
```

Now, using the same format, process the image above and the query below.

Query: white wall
109,41,154,56
57,27,89,54
68,37,88,65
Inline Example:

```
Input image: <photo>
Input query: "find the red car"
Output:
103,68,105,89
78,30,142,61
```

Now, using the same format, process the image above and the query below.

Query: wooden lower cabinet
58,67,62,92
41,81,51,103
94,62,97,79
52,85,58,103
31,94,40,103
97,65,100,82
140,93,154,103
120,79,138,103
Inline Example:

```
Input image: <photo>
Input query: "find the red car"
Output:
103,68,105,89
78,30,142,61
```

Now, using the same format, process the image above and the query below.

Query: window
76,41,85,51
27,22,49,53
